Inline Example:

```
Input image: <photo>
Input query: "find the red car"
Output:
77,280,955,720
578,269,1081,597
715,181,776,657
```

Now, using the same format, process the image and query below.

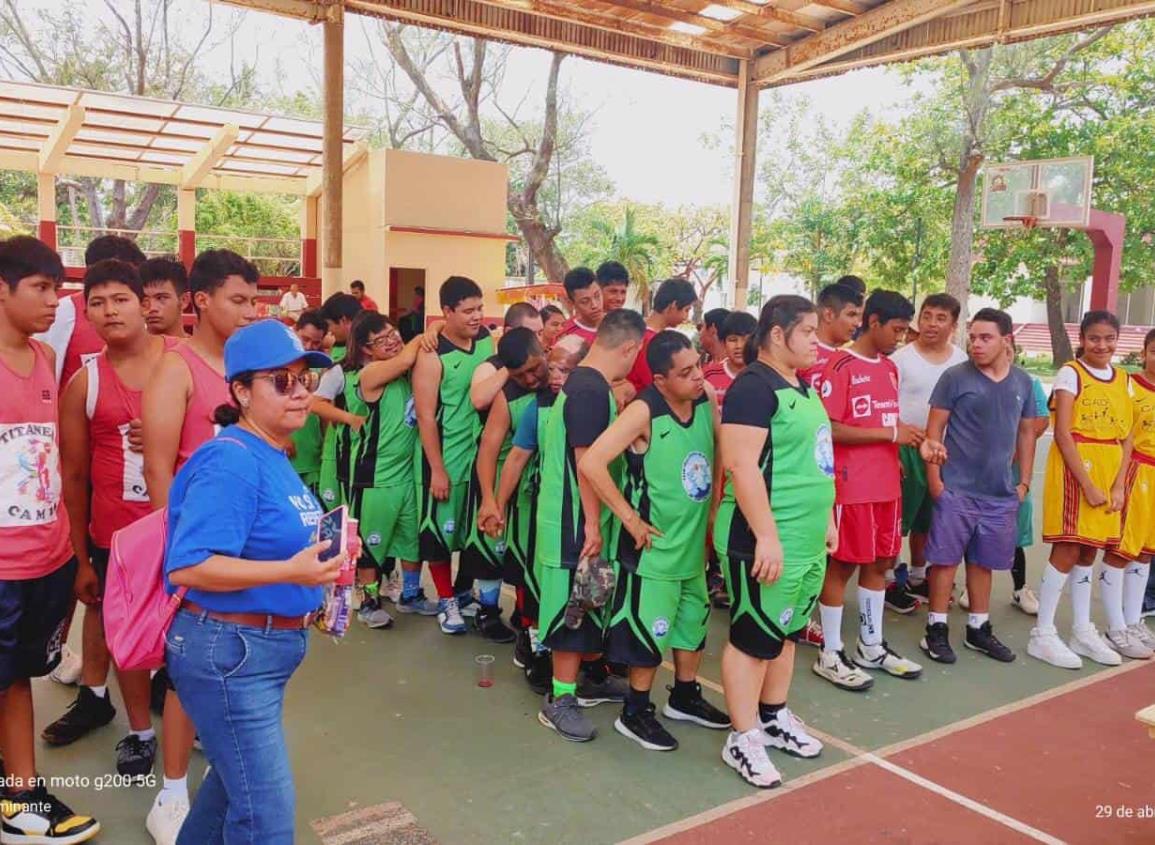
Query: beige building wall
325,148,510,317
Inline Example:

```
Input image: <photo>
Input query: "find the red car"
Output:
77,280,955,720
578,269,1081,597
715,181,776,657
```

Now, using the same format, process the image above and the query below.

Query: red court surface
646,662,1155,845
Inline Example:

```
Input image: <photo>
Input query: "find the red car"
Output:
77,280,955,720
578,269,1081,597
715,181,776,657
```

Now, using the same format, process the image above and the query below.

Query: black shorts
0,557,77,691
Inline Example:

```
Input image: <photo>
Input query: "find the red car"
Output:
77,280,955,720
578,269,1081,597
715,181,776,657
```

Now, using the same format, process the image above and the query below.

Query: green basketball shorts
606,568,709,668
723,553,826,660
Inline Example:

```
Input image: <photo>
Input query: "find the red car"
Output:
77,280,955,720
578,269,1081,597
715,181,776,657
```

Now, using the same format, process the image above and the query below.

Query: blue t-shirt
512,396,541,451
164,426,324,616
931,362,1039,500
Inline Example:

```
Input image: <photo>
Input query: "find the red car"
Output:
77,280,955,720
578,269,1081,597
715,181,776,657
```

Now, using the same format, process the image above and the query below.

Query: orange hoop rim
1003,215,1040,229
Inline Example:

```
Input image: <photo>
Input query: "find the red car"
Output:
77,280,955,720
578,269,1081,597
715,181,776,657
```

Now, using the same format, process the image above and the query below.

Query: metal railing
196,234,301,278
55,226,179,266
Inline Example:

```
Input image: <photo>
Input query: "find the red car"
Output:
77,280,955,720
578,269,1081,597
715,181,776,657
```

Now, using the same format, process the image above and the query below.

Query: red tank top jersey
820,349,901,505
0,341,72,578
626,327,658,392
61,292,105,388
173,343,228,471
86,338,181,548
559,318,598,347
797,341,839,393
703,360,737,406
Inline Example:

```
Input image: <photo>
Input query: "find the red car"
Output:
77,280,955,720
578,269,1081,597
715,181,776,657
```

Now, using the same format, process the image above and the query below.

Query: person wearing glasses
163,319,346,843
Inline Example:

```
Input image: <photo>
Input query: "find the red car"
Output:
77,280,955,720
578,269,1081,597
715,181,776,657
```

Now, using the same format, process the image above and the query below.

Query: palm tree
591,206,660,312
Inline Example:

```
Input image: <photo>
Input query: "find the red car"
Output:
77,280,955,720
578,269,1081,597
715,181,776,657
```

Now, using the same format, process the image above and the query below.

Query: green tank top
290,414,323,476
336,368,371,484
350,372,416,489
715,362,835,563
618,388,714,580
536,367,620,569
319,344,348,467
425,329,494,481
502,380,536,467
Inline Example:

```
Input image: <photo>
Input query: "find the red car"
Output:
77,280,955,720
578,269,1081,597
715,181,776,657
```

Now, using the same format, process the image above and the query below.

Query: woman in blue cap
162,318,345,844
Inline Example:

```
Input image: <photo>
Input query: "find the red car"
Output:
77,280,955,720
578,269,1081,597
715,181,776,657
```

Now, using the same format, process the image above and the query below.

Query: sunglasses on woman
253,369,320,395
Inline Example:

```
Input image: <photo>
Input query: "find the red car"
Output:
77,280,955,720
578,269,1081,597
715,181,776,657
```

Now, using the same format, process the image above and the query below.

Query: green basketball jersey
715,361,835,564
337,369,371,484
536,367,621,569
319,345,349,468
290,413,323,476
350,372,417,489
415,329,494,483
617,388,714,581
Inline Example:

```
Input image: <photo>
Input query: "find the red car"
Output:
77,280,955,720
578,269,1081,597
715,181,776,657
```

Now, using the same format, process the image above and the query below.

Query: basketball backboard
980,156,1094,229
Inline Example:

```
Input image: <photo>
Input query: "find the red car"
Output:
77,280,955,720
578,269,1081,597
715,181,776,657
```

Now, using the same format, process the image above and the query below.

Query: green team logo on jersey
779,607,794,628
681,451,712,502
815,423,835,478
443,518,456,535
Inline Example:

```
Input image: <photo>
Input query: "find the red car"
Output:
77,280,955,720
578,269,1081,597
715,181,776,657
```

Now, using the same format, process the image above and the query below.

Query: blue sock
402,568,422,601
477,579,502,608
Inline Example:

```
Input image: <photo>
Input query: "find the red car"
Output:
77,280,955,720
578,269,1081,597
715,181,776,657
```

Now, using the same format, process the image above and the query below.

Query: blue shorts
0,557,76,691
926,490,1017,571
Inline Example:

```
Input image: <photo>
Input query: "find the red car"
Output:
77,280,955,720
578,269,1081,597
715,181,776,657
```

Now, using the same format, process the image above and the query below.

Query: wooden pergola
221,0,1155,304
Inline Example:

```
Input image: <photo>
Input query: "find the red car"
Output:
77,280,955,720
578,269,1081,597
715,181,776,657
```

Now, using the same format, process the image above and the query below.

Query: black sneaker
606,661,630,678
524,650,553,696
614,704,679,751
474,606,517,644
920,622,957,664
662,683,731,729
1,786,100,842
115,733,158,779
41,687,116,746
512,628,532,669
708,573,730,610
905,579,930,602
965,622,1016,663
885,583,919,614
150,668,169,715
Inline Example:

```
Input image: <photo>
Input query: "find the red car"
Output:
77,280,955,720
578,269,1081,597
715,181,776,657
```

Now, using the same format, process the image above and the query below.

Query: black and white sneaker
0,787,100,843
512,628,532,669
965,622,1016,663
885,583,919,614
662,683,730,729
905,579,930,603
115,733,158,778
614,704,679,751
920,622,957,664
524,650,552,696
474,606,517,643
722,729,782,789
761,706,822,758
41,687,116,746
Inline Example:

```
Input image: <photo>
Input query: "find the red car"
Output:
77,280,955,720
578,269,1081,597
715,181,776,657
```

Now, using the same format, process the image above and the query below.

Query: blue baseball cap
224,319,332,381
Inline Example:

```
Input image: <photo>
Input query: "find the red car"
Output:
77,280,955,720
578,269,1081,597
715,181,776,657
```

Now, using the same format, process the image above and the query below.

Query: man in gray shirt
918,308,1041,665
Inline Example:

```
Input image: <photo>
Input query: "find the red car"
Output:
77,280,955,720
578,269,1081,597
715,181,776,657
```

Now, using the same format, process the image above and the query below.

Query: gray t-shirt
931,362,1040,499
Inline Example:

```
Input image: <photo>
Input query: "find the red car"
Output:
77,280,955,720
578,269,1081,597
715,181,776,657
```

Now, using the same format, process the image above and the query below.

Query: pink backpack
104,508,187,672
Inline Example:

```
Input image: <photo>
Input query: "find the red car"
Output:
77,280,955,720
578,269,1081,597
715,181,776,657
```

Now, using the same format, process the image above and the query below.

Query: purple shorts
925,489,1018,571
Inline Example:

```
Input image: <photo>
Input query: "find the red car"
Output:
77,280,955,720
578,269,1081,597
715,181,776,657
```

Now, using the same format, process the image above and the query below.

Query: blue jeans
165,610,308,845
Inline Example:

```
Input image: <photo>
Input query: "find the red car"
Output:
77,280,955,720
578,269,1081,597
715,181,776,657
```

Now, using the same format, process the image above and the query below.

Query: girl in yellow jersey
1104,329,1155,657
1029,312,1134,670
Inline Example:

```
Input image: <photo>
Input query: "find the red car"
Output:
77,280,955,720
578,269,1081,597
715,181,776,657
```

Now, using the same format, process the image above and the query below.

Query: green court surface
27,441,1151,843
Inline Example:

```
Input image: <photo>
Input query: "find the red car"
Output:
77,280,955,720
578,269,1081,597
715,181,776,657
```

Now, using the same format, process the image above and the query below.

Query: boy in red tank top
42,260,178,778
140,249,257,840
813,290,927,693
0,236,101,840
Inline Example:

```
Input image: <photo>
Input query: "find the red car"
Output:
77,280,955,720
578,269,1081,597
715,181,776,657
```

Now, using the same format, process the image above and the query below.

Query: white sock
1123,562,1150,626
967,612,989,629
86,685,107,698
132,728,156,742
858,587,885,647
159,775,188,803
928,611,948,626
529,626,545,654
910,565,927,585
1037,563,1069,632
819,603,843,653
1070,564,1094,630
1099,566,1126,631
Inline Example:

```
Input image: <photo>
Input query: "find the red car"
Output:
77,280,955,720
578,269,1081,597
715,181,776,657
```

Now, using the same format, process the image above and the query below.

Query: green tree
589,205,660,310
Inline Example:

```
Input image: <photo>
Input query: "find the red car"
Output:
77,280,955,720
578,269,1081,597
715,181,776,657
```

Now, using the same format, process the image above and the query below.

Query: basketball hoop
1003,215,1040,230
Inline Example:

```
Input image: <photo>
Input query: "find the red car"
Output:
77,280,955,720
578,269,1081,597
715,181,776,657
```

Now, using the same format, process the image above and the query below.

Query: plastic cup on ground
476,654,496,688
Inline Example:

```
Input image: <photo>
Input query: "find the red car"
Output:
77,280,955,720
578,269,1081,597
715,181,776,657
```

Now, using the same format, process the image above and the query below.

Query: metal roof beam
38,103,85,174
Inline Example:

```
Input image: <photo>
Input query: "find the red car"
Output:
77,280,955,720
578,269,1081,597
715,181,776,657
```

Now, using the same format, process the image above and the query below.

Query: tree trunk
508,196,569,283
1044,229,1074,366
945,48,994,331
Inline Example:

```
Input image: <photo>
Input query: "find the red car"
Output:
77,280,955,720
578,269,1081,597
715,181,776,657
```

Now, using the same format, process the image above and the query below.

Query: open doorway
389,267,427,338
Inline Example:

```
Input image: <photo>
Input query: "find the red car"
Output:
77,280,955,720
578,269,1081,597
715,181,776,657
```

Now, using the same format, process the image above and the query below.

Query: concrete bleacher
1013,322,1149,360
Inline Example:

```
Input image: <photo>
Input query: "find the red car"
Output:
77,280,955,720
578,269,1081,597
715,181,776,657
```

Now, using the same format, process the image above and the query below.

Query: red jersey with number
174,343,227,471
797,341,839,394
626,327,658,392
86,338,181,548
0,340,72,578
820,349,901,505
61,292,105,388
559,318,598,347
703,360,738,406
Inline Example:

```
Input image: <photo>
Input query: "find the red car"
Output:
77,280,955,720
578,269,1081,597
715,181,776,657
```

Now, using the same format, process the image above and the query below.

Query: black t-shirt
563,367,613,449
722,362,811,428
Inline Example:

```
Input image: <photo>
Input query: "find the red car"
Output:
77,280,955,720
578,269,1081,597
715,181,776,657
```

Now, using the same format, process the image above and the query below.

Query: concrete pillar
37,173,56,250
321,6,344,295
177,188,196,270
728,61,759,311
300,195,319,278
1086,209,1125,314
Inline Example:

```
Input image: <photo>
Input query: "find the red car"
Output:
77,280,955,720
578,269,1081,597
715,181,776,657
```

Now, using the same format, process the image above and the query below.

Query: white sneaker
812,649,873,692
1027,627,1082,669
1068,625,1122,666
49,644,82,685
855,639,923,679
357,602,394,629
381,571,403,603
761,706,822,759
722,729,782,788
1012,587,1039,615
146,792,189,845
1127,622,1155,651
437,597,467,635
1105,627,1154,660
958,588,970,611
